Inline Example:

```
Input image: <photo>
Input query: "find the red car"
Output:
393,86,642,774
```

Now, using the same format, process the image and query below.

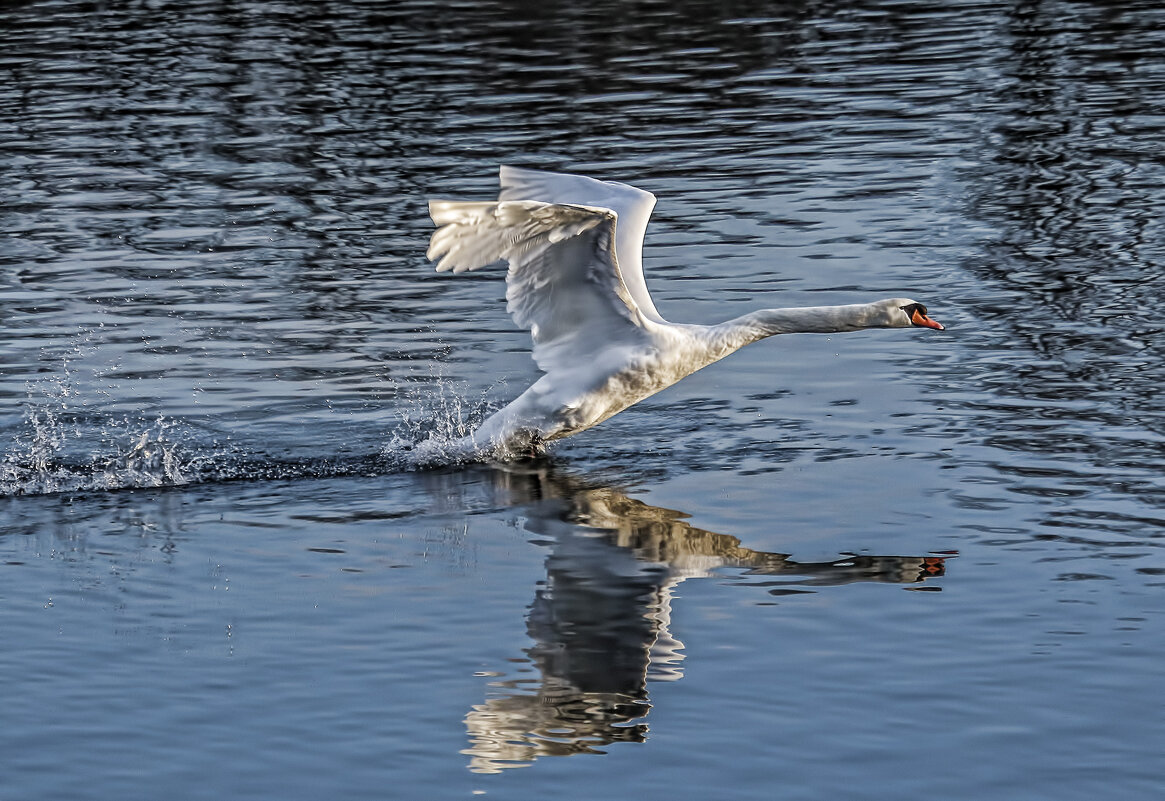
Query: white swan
426,166,943,456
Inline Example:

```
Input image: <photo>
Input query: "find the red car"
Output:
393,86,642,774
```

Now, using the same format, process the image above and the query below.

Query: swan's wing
427,199,651,378
498,166,665,323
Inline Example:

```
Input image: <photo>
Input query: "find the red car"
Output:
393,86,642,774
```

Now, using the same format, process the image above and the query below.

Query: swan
425,166,943,457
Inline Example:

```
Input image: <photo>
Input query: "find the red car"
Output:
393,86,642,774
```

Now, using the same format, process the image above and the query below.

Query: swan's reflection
428,462,947,774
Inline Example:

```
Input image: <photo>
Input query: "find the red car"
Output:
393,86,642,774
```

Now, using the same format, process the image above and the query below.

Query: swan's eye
900,303,929,325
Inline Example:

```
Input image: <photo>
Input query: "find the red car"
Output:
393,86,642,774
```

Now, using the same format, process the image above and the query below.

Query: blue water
3,0,1165,798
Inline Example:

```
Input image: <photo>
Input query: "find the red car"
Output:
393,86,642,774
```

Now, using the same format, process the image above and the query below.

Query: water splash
0,404,210,497
383,375,538,467
0,360,219,496
0,367,529,497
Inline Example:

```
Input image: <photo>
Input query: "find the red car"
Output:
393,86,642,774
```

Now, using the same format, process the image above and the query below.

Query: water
3,0,1165,797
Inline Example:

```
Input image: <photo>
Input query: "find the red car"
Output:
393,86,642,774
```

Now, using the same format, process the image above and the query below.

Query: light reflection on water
439,463,946,774
3,0,1165,797
2,458,949,784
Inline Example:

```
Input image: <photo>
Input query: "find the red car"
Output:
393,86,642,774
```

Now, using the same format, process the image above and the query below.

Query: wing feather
498,166,665,323
427,199,651,378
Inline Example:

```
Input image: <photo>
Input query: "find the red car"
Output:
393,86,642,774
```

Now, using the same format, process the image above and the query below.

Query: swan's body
426,166,943,456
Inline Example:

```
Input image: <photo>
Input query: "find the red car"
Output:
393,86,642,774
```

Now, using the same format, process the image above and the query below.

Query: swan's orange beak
911,308,944,330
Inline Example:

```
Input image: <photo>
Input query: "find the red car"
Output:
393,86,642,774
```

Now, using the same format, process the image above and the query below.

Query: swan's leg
469,385,566,454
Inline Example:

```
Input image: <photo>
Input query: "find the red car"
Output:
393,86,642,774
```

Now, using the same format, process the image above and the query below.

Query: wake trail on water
0,372,527,498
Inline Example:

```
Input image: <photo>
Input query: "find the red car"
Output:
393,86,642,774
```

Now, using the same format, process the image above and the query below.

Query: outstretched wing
427,199,652,379
498,166,665,323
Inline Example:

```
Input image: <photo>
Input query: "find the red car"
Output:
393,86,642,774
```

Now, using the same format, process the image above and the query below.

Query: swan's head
876,298,945,330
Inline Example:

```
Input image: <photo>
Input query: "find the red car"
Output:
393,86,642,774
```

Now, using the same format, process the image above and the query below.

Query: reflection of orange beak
911,308,945,330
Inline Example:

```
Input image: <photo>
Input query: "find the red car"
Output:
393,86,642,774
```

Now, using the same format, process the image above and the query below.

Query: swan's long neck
708,303,886,352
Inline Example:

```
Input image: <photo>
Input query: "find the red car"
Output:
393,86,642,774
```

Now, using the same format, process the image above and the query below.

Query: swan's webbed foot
518,443,544,459
491,428,550,461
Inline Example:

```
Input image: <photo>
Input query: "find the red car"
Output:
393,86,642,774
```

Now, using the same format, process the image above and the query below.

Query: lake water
3,0,1165,798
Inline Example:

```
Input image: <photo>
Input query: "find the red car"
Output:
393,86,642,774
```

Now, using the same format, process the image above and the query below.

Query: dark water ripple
2,0,1162,537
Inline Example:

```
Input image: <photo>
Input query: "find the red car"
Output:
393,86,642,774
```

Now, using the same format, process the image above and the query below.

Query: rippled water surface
4,0,1165,798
